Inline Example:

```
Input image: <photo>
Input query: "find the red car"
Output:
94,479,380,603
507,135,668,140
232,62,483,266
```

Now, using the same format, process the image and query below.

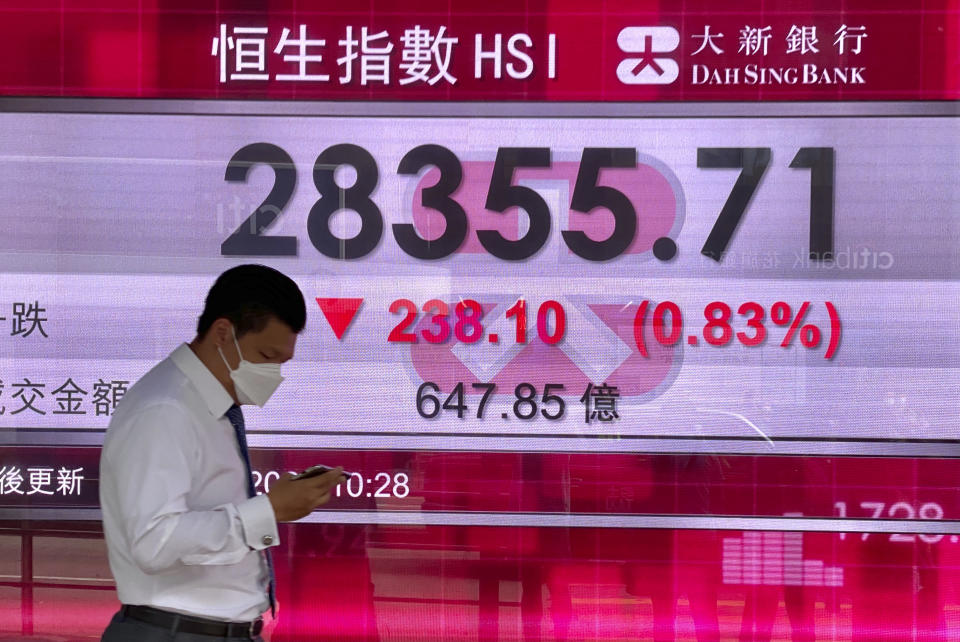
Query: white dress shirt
99,343,279,622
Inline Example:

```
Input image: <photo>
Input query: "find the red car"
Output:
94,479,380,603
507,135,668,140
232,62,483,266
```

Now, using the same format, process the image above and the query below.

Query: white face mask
218,326,284,407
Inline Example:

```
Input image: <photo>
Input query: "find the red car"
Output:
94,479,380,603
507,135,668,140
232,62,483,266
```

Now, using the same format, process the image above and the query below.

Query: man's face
232,317,297,366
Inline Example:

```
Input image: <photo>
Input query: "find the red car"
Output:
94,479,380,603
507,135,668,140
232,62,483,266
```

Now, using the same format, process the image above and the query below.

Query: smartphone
290,464,354,481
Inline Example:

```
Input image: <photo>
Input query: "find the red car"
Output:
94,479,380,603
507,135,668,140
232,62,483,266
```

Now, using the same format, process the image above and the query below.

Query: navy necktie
225,403,276,617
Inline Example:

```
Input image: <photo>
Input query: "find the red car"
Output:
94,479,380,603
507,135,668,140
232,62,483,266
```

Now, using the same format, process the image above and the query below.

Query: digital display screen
1,2,959,640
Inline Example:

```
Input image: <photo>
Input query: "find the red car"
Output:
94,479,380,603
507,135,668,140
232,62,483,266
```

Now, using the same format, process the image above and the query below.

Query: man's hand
267,467,345,522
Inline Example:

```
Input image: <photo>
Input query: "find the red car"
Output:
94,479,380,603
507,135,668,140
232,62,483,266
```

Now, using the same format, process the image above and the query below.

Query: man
99,264,344,641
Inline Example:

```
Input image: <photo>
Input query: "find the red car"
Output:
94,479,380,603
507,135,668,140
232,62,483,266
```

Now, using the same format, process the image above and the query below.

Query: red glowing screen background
1,1,959,640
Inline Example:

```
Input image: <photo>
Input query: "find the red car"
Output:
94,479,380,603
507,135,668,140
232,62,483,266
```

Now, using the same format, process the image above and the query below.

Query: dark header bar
1,2,957,102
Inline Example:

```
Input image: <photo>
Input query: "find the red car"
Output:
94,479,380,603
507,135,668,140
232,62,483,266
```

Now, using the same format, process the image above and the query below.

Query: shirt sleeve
236,493,280,551
101,402,280,575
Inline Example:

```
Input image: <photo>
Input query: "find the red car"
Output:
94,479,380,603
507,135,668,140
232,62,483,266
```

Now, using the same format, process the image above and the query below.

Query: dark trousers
100,610,265,642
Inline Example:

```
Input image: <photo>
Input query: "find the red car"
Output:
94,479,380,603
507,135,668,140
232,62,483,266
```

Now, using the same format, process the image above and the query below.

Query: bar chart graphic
722,531,843,587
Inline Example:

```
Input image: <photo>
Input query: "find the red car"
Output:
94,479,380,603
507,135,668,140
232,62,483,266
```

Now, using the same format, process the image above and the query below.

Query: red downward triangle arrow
316,298,364,340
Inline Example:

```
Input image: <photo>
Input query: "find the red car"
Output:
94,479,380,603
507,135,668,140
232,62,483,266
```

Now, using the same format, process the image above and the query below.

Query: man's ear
209,318,232,348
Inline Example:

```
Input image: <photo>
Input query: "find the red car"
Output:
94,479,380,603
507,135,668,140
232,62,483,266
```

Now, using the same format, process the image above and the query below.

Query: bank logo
617,26,680,85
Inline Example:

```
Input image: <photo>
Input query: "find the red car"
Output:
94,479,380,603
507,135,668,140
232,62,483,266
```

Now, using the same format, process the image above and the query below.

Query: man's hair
196,264,306,339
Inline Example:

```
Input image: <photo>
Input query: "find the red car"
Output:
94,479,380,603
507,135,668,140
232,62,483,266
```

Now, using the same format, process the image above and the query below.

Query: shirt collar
169,343,235,418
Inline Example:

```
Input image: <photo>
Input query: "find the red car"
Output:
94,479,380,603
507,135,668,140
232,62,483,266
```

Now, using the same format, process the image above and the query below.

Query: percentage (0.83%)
634,300,841,359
